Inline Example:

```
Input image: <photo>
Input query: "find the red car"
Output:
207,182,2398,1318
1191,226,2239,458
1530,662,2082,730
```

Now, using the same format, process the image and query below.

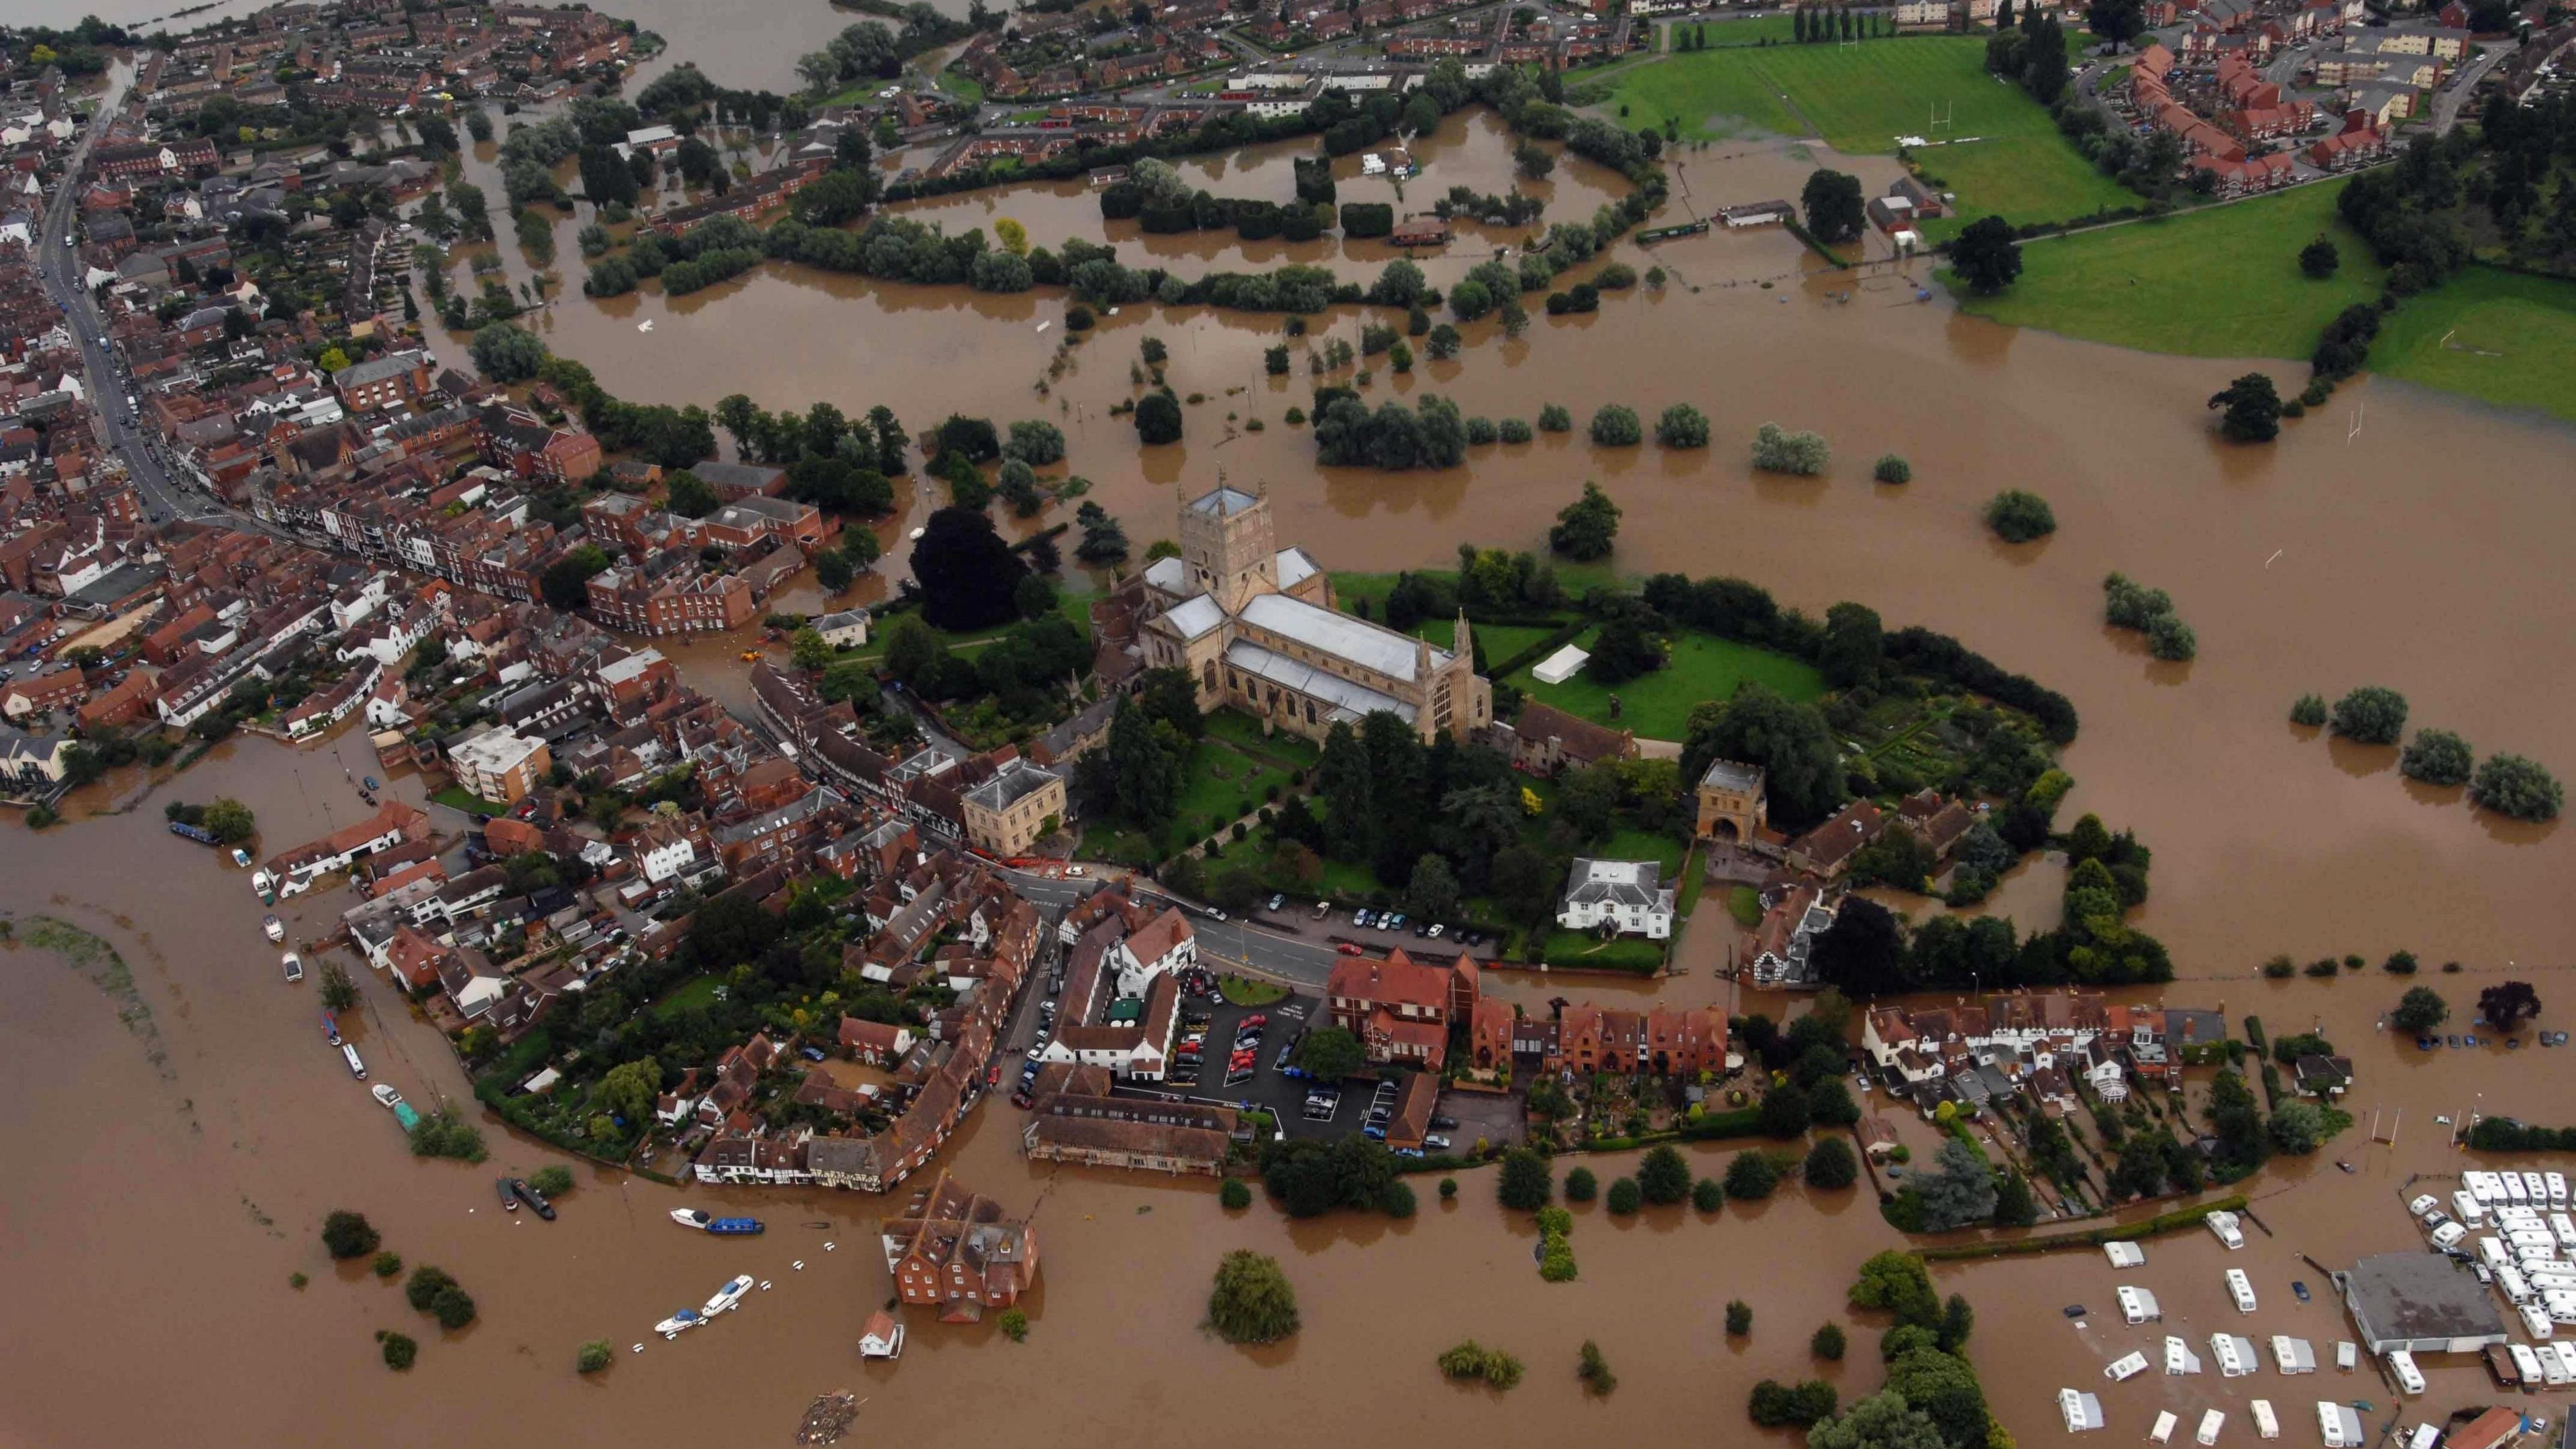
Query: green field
650,973,724,1020
1173,741,1297,846
1951,180,2390,360
1509,627,1825,741
431,785,508,816
2370,266,2576,425
1605,38,2139,236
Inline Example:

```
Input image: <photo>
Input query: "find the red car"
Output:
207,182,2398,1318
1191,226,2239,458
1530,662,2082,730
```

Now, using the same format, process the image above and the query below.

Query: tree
530,1165,574,1197
1801,168,1866,244
663,470,718,518
911,507,1027,631
1004,419,1066,465
790,627,832,671
1497,1146,1552,1209
1589,404,1643,447
2147,614,2196,661
2392,986,2449,1034
596,1057,663,1126
2471,755,2563,822
1639,1144,1692,1204
2300,234,2341,279
1405,853,1460,919
1805,1136,1860,1189
1606,1176,1642,1214
319,960,360,1013
1655,402,1712,449
322,1210,380,1260
431,1283,479,1330
1584,614,1666,684
2267,1099,2325,1155
2329,685,2408,745
578,1340,613,1373
201,797,256,843
1134,388,1183,445
1725,1149,1780,1200
379,1332,418,1370
1220,1177,1253,1210
815,550,855,594
1565,1166,1599,1201
468,321,547,381
318,345,352,374
2207,372,2284,443
1916,1138,1998,1231
1548,479,1621,560
1885,1348,1988,1449
1808,1391,1952,1449
1948,215,2023,294
1751,422,1829,475
1761,1085,1814,1140
405,1265,458,1312
1992,1167,2039,1228
1984,490,2056,543
1292,1026,1365,1083
1873,453,1913,484
1205,1250,1299,1344
1728,1300,1756,1335
2479,980,2542,1030
1684,684,1847,832
539,545,610,612
1819,602,1883,690
1938,1293,1975,1352
2400,728,2474,786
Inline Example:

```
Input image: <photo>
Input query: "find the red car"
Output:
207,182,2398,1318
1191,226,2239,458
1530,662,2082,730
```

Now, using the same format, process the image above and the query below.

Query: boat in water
669,1209,766,1235
321,1012,341,1046
262,914,285,943
251,869,277,904
653,1308,704,1339
495,1177,519,1212
702,1274,755,1317
509,1179,555,1220
281,951,303,983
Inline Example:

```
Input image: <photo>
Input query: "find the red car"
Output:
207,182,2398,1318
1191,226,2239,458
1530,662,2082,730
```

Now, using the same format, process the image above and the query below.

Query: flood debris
796,1392,859,1445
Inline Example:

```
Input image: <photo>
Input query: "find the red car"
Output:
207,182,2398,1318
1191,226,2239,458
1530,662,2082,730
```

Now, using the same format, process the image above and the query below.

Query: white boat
671,1208,712,1230
702,1273,753,1317
2250,1401,2279,1441
371,1083,404,1110
2207,1210,2245,1250
250,869,276,899
2105,1351,2149,1383
653,1307,703,1338
2225,1267,2257,1313
2198,1409,2225,1446
262,914,285,943
281,951,303,982
2151,1411,2179,1444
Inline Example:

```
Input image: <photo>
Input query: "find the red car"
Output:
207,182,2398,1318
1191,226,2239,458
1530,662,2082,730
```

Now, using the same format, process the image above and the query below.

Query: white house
2087,1056,2131,1103
812,608,871,649
1112,906,1196,998
1556,857,1674,939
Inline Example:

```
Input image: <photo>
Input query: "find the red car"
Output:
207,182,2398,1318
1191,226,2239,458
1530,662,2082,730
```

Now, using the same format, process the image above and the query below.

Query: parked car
1353,909,1375,928
1425,1134,1451,1150
1430,1114,1460,1130
1336,943,1366,955
1267,894,1287,912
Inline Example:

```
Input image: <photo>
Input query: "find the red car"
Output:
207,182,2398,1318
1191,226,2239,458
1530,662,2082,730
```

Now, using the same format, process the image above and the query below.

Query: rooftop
1188,484,1260,517
2343,1251,2508,1348
1238,590,1445,682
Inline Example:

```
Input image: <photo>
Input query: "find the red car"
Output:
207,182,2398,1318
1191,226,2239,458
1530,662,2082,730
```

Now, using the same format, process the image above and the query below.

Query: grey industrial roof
2343,1252,2508,1347
1238,591,1444,682
1224,640,1411,723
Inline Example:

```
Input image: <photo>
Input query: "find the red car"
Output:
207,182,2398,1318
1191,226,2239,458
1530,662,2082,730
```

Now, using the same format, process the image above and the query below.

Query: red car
987,1065,1001,1087
1242,1014,1269,1030
1336,943,1365,955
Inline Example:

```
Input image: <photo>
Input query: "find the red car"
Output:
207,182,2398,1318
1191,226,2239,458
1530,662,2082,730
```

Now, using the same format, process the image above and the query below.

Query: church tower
1179,476,1277,614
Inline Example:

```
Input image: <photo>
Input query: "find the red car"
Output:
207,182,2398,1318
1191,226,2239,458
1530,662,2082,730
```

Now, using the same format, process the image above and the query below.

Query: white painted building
1556,857,1675,939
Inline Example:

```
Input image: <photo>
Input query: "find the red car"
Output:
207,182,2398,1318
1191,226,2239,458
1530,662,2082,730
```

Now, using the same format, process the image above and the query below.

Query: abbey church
1114,484,1493,746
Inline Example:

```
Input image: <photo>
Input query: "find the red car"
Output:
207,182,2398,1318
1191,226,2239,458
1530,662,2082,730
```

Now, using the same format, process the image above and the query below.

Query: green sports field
1607,37,2140,237
1951,180,2390,359
1508,627,1825,742
2369,266,2576,425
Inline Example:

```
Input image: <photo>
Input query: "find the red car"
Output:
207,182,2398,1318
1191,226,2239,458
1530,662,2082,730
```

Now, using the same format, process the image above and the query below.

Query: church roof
1161,594,1226,641
1238,592,1447,682
1226,640,1413,723
1276,546,1318,591
1142,555,1186,592
1189,484,1262,517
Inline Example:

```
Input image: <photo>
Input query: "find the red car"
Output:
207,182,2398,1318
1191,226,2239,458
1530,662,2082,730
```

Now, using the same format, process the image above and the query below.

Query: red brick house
1324,947,1479,1069
878,1169,1040,1323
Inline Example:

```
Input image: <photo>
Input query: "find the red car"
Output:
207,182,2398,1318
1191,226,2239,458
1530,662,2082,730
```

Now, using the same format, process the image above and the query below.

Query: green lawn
1951,180,2390,359
1538,928,1666,975
935,68,985,106
2370,266,2576,424
839,594,1092,665
1509,627,1825,741
650,973,724,1020
1605,37,2140,235
432,785,508,816
1596,826,1684,875
1199,710,1322,771
1727,884,1764,928
1174,741,1296,846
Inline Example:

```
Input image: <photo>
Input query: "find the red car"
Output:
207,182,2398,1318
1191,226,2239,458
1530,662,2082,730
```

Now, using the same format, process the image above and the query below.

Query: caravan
2225,1268,2258,1313
2119,1287,2163,1324
2456,1191,2487,1227
2318,1402,2364,1448
2151,1412,2180,1445
2499,1264,2532,1303
2059,1389,2106,1434
2104,1242,2147,1269
2250,1401,2280,1442
2523,1302,2557,1340
2208,1211,2247,1250
2483,1236,2514,1275
2106,1351,2150,1383
2198,1410,2226,1447
2549,1171,2569,1206
2385,1349,2425,1396
2431,1220,2469,1250
2165,1336,2204,1375
2211,1334,2257,1378
2550,1341,2576,1383
2269,1336,2317,1375
2509,1343,2545,1385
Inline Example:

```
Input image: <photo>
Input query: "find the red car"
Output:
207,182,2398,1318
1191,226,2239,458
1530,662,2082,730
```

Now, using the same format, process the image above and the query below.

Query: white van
342,1043,366,1079
2386,1349,2425,1396
2431,1221,2469,1250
